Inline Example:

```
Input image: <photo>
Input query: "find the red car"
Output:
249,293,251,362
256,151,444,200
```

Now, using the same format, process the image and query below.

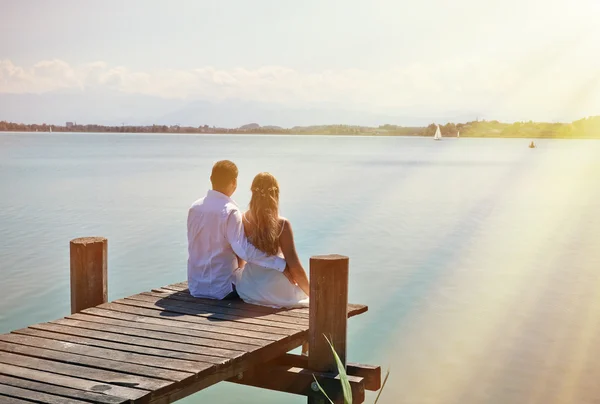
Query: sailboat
433,125,442,141
49,126,52,133
457,130,460,138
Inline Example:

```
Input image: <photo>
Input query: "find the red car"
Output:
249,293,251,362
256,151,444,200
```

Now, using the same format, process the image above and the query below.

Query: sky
1,0,600,125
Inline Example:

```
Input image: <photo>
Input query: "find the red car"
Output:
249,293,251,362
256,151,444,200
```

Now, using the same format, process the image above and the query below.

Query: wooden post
70,237,107,314
308,254,349,404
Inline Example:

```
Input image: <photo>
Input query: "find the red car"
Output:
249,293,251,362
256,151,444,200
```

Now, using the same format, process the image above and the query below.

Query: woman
235,172,309,308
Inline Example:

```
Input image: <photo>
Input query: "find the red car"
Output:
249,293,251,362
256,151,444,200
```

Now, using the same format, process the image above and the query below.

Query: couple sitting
187,160,309,308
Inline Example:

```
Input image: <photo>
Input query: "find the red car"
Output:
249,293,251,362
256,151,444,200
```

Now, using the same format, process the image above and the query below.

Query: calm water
1,132,600,404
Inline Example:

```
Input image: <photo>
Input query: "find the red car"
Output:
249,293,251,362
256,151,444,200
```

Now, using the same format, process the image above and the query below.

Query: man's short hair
210,160,238,189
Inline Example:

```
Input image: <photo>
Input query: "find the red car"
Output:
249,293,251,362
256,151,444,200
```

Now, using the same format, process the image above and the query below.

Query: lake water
1,132,600,404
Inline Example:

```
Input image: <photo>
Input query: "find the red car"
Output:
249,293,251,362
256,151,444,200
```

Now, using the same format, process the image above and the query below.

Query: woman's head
248,172,280,255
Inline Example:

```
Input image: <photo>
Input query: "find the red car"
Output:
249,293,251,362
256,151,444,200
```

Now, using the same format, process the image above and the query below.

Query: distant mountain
151,99,479,127
0,90,482,127
238,123,261,130
0,91,186,126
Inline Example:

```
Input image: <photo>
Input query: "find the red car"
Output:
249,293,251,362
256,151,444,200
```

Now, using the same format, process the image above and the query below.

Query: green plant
313,335,390,404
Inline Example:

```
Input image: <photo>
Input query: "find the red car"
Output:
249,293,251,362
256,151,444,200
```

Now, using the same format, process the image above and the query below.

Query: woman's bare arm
279,218,310,296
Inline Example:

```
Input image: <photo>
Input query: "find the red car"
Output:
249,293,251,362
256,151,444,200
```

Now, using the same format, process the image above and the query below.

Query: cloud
0,57,599,121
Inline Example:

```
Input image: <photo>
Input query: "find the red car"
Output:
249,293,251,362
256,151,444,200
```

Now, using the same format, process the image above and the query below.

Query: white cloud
0,57,599,121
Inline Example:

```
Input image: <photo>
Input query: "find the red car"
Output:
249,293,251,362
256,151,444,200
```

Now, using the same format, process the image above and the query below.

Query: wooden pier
0,237,381,403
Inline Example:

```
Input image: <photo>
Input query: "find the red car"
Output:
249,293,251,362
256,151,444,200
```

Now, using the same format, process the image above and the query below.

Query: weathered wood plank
14,327,227,365
24,323,243,359
161,283,309,314
0,332,204,376
115,297,303,333
86,303,285,341
24,322,243,360
145,290,311,321
138,291,310,325
0,340,188,384
78,308,268,346
273,353,382,391
153,287,310,316
230,365,366,403
0,383,90,404
0,394,46,404
0,350,165,393
160,283,368,318
57,316,256,352
165,282,304,308
148,330,308,404
0,362,148,402
0,374,126,404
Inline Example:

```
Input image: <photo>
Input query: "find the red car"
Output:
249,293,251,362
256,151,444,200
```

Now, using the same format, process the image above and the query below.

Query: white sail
49,126,52,133
457,130,460,138
433,125,442,140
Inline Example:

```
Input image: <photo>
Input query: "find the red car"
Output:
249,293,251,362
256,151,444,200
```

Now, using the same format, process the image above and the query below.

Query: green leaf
373,368,390,404
323,334,352,404
312,375,335,404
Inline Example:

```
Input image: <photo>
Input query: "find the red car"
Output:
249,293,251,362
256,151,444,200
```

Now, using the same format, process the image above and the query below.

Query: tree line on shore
421,117,600,139
1,116,599,138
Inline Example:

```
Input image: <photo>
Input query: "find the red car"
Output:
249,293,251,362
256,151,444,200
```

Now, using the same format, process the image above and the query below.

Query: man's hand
282,265,297,286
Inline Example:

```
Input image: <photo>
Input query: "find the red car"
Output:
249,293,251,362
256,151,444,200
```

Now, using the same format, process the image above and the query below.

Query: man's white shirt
187,190,286,299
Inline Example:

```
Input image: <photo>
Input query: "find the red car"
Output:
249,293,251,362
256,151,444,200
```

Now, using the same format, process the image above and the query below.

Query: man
187,160,290,300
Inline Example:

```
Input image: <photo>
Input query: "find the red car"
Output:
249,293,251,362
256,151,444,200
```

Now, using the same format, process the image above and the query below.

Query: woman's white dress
234,222,309,309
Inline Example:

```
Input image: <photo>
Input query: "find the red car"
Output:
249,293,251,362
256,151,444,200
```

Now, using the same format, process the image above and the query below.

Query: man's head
210,160,238,197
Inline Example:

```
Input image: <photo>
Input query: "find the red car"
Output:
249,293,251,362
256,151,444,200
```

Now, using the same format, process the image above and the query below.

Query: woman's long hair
247,172,280,255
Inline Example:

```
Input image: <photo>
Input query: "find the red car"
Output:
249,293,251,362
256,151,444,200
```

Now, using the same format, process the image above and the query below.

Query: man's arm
226,209,286,272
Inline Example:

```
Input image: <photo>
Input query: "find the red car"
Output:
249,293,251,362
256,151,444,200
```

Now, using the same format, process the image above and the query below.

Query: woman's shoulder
278,217,292,235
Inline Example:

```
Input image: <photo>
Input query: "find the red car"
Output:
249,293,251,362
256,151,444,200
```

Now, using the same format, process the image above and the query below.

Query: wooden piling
308,254,350,404
70,237,107,314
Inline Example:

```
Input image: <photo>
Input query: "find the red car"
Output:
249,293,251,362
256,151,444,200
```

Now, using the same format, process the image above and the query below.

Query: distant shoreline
2,130,600,140
1,116,599,139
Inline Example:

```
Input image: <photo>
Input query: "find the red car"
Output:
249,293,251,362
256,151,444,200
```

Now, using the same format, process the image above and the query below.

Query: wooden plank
137,291,310,325
0,394,45,404
343,363,380,392
148,330,308,404
95,302,287,340
273,353,381,391
162,283,311,314
230,365,365,403
0,350,166,393
57,316,255,353
160,283,369,318
14,327,227,365
0,383,89,404
148,289,311,320
0,362,148,402
78,308,268,346
85,303,284,341
0,340,187,384
148,372,227,404
0,374,126,404
0,333,204,376
24,322,243,359
115,297,304,332
347,304,369,318
154,286,310,314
